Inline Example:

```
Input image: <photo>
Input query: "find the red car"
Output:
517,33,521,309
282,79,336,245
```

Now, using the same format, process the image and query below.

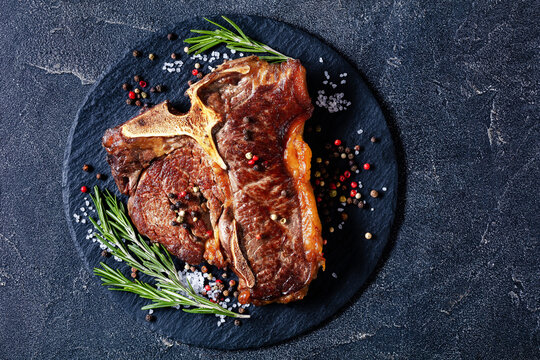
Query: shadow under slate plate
62,15,398,349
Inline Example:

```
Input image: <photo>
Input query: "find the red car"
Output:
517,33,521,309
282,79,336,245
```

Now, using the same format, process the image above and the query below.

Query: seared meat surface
103,56,324,304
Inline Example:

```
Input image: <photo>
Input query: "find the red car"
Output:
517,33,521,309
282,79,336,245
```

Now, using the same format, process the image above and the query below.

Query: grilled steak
103,56,325,305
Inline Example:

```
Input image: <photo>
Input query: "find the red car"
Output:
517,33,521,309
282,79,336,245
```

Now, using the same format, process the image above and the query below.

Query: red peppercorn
248,159,255,165
315,179,320,185
363,163,371,170
351,182,358,188
350,189,357,197
330,183,337,190
80,186,88,193
255,234,261,240
179,191,187,198
192,69,199,76
344,170,351,178
206,230,213,237
216,279,223,284
334,139,342,146
252,155,259,161
204,285,211,291
339,175,345,182
128,91,136,99
139,80,147,88
317,197,322,203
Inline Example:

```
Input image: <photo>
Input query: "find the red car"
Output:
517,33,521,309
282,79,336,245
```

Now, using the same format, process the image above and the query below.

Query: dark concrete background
0,0,538,359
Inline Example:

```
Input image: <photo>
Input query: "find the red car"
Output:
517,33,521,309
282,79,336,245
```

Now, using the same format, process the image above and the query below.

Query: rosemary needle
184,16,291,63
89,186,249,318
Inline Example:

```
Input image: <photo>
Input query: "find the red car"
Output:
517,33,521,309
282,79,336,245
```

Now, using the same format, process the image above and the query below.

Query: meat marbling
103,56,325,305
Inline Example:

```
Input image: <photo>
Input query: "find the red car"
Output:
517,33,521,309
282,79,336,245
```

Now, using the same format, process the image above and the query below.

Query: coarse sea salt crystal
85,201,90,206
382,187,387,192
324,71,330,79
319,57,323,63
148,309,154,314
80,207,85,212
332,272,338,278
81,219,86,224
341,80,346,84
357,129,363,134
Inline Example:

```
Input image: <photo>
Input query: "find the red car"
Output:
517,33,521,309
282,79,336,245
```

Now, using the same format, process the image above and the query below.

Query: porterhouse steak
103,56,325,305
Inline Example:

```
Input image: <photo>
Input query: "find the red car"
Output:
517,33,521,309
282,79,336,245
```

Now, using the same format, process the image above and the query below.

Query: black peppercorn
181,223,189,229
145,314,155,322
196,73,203,79
370,136,378,143
357,202,364,209
175,201,183,208
82,164,91,172
132,50,141,57
190,210,198,217
338,146,344,153
169,204,176,211
155,84,164,92
351,165,358,172
126,99,134,105
150,86,156,93
101,250,110,257
122,82,131,91
167,33,178,40
135,100,142,107
243,116,251,124
238,307,245,314
96,173,105,180
171,52,177,59
344,147,351,154
171,221,180,226
134,75,141,82
184,194,191,201
168,193,176,199
348,153,354,160
234,319,241,326
253,165,261,171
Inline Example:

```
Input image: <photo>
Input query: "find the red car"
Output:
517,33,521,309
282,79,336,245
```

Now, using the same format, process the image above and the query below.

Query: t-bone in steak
103,56,325,305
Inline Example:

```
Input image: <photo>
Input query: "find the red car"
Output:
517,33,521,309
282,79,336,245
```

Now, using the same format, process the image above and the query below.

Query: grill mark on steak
103,57,324,304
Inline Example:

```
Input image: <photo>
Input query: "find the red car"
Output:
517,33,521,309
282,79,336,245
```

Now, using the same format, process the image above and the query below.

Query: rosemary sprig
184,16,291,63
88,186,249,318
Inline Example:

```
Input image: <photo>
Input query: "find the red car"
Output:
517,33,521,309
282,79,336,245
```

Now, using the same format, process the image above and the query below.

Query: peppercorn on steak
103,56,325,305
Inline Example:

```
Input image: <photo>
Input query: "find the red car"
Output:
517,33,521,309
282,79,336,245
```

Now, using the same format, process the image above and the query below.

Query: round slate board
62,15,398,349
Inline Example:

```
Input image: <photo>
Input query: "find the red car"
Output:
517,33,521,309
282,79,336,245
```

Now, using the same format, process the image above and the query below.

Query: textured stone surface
1,0,538,358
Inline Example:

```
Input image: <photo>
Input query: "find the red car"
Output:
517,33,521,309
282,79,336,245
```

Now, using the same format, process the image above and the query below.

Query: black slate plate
62,15,398,349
